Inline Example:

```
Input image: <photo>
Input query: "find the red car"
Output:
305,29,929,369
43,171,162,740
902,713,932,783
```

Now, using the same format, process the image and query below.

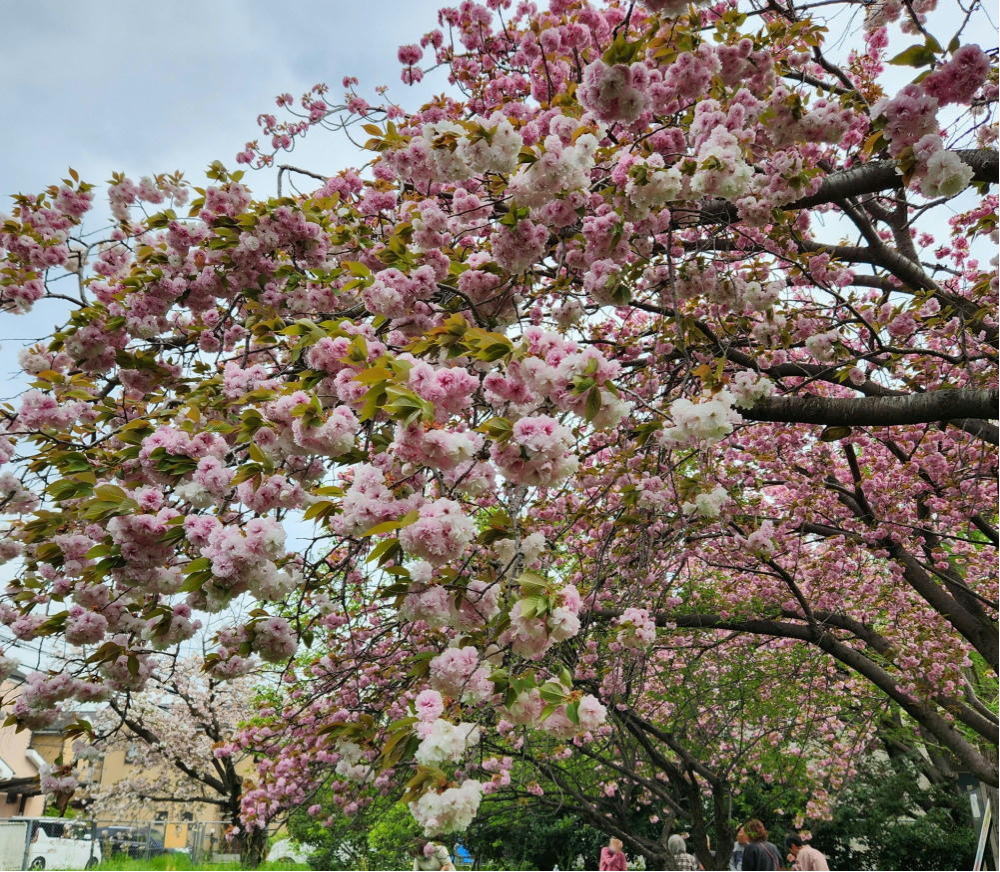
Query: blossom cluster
408,779,484,836
414,718,481,765
658,391,742,447
503,584,583,659
615,608,657,650
428,646,493,702
877,44,990,196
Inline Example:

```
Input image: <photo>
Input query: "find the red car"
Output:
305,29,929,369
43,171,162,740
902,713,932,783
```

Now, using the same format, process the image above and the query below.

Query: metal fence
91,818,231,865
0,818,99,871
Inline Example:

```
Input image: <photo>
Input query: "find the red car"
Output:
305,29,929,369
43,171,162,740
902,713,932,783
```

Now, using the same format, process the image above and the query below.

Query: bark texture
744,389,998,438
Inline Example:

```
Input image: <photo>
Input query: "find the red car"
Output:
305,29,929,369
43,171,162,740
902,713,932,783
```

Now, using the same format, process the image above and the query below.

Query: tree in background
69,660,266,865
469,631,878,869
464,798,610,871
0,0,995,855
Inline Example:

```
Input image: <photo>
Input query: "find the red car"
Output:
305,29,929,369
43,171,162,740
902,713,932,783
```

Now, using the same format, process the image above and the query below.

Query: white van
11,818,101,870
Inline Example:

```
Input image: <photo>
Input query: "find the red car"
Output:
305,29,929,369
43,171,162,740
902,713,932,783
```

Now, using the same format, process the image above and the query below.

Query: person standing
785,835,829,871
599,837,629,871
731,827,750,871
411,840,455,871
740,820,783,871
666,834,700,870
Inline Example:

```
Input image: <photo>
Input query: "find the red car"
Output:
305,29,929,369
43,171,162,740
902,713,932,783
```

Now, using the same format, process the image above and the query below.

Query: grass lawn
91,854,309,871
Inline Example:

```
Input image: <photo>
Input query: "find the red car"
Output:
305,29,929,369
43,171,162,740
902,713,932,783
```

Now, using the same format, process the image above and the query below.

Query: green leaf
180,572,211,593
85,544,112,559
93,484,127,502
359,384,387,422
58,452,93,474
888,44,937,67
367,538,401,564
603,33,640,65
381,730,418,768
86,642,124,664
477,416,513,441
584,386,602,422
302,500,335,521
364,518,402,537
342,260,372,278
517,571,548,596
397,509,420,529
539,681,567,704
518,595,549,619
480,341,513,361
47,478,94,501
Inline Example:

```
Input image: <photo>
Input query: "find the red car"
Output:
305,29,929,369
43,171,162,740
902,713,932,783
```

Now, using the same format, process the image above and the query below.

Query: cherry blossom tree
476,633,880,869
0,0,995,850
236,589,882,869
70,661,266,864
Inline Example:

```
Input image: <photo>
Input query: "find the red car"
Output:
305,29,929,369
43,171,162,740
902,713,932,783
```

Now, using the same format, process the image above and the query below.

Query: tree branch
796,149,997,208
743,389,998,443
588,608,999,785
690,149,998,225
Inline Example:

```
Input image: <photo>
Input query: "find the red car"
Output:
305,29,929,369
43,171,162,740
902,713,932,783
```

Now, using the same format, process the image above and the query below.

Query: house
74,745,230,852
0,667,73,818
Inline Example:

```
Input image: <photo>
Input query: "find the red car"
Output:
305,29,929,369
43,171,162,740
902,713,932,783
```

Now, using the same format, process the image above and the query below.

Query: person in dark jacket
740,820,783,871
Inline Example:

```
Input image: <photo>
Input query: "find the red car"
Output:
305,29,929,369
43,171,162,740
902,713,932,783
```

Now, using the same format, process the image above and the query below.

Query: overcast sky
1,1,447,199
0,0,449,383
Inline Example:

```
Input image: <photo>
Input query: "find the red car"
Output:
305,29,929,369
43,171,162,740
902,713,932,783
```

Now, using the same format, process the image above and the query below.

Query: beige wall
78,746,230,826
0,724,46,819
0,676,56,819
73,748,232,852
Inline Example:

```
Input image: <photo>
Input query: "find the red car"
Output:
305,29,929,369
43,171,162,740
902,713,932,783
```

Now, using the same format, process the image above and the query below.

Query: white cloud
0,0,447,382
1,0,446,198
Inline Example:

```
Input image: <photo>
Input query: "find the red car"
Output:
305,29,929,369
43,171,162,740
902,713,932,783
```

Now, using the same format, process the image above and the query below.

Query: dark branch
743,389,998,442
795,149,997,208
690,149,998,225
588,608,999,785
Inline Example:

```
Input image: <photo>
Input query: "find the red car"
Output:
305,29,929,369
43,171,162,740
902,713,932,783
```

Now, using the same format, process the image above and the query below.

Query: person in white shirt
785,834,830,871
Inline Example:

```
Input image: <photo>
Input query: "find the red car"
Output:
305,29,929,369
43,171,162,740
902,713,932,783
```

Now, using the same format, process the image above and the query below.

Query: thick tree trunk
239,823,268,869
225,795,267,870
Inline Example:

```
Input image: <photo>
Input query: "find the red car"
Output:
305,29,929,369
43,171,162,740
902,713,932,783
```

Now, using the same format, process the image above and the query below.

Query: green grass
90,854,309,871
